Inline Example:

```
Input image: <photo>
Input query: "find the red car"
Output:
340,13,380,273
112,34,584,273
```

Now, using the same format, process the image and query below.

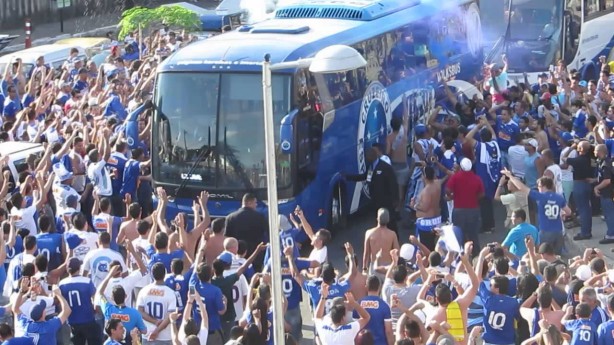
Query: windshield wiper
175,126,213,196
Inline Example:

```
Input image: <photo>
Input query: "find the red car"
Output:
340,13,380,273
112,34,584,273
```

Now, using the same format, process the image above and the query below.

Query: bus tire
328,184,347,233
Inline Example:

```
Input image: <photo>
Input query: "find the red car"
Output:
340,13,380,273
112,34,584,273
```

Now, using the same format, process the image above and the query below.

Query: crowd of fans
1,14,614,345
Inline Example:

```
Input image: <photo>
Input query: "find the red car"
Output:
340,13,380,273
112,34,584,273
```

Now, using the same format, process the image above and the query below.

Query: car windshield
153,72,292,190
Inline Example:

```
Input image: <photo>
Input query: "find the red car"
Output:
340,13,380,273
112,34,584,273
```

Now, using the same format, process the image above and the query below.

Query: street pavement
1,0,221,54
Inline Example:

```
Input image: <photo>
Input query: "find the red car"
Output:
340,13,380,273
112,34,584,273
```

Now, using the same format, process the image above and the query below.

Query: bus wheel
328,185,347,233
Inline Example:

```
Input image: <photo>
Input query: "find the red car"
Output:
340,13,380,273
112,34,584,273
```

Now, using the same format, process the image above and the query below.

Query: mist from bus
241,0,299,23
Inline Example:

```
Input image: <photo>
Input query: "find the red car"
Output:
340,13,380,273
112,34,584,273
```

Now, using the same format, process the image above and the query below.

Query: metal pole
262,54,285,345
25,19,32,49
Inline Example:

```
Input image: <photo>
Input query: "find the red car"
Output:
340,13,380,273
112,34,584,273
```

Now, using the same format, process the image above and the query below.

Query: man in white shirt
9,191,41,236
103,241,148,307
314,285,370,345
221,238,250,323
4,236,37,297
507,135,528,179
136,262,177,344
52,163,81,215
64,213,98,263
82,232,126,286
87,148,113,198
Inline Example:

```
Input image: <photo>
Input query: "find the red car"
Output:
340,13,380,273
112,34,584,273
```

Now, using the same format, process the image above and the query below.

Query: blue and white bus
482,0,614,83
152,0,485,229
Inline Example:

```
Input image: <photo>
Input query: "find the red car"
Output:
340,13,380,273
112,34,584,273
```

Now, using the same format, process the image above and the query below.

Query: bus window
564,0,582,65
607,0,614,9
586,0,600,15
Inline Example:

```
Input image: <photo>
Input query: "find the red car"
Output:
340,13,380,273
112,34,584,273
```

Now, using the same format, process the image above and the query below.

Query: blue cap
560,131,574,143
65,232,83,250
579,80,588,88
30,300,47,321
217,251,233,265
415,124,427,136
531,83,540,94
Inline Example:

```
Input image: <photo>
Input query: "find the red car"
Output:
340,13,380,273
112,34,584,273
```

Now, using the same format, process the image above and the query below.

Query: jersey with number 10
136,283,177,341
529,190,566,233
565,319,597,345
265,258,311,310
479,283,519,345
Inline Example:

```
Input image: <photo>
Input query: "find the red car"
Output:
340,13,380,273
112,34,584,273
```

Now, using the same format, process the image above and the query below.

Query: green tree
118,6,201,39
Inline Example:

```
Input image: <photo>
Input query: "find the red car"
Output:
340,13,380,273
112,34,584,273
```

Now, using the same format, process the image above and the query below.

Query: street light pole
262,53,285,345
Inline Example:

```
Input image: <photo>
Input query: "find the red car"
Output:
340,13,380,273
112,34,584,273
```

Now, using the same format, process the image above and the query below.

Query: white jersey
131,237,152,288
103,270,145,308
83,248,126,286
52,181,81,215
87,160,113,196
560,147,577,182
10,294,55,337
66,229,98,263
224,269,249,322
315,320,361,345
546,164,564,195
136,283,177,341
3,253,35,297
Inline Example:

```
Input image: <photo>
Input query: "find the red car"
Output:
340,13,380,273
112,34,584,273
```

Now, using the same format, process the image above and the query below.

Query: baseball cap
30,300,47,321
415,124,427,136
65,232,83,250
88,98,99,107
217,251,233,265
578,80,588,88
560,132,574,143
576,265,592,281
399,243,418,262
460,157,472,171
523,138,538,149
437,334,456,345
540,92,552,101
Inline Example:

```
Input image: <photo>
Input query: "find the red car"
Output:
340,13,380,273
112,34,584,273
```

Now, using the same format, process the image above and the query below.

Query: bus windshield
153,72,292,191
504,0,564,71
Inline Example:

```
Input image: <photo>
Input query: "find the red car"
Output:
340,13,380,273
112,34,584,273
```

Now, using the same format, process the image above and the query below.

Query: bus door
563,0,582,67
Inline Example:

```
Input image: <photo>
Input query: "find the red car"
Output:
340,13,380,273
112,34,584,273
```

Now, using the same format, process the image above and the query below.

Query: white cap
460,158,472,171
524,138,538,149
399,244,417,262
88,98,98,106
576,265,592,281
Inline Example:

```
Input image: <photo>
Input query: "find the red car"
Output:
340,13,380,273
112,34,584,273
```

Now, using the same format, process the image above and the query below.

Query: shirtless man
117,201,142,244
362,208,400,282
410,166,443,251
417,241,479,345
203,218,227,266
342,253,368,300
387,94,410,204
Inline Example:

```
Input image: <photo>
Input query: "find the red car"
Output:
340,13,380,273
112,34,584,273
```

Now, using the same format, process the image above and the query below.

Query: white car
0,142,45,185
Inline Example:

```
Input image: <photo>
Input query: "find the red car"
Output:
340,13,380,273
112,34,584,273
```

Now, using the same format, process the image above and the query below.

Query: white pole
262,54,285,345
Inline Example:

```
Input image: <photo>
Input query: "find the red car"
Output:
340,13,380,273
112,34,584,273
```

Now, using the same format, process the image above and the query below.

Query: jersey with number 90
136,283,177,341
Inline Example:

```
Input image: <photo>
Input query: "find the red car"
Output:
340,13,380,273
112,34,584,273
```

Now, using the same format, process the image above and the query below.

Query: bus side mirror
280,110,298,154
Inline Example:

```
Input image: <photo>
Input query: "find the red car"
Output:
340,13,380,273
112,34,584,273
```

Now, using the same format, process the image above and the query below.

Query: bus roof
161,0,468,72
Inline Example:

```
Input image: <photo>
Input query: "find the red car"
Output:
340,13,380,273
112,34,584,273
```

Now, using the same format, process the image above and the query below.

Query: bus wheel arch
328,181,347,233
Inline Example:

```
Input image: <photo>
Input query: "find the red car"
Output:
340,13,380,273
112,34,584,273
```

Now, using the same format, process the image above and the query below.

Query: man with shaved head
220,237,250,325
593,144,614,244
561,140,596,241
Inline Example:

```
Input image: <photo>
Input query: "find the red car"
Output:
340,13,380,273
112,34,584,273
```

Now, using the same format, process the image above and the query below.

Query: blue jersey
597,320,614,345
496,117,520,152
573,111,588,138
479,283,519,345
529,190,566,233
35,233,63,271
106,152,128,195
146,247,184,273
103,339,122,345
120,159,141,198
92,214,122,251
19,316,62,345
501,223,540,258
474,140,501,197
2,337,35,345
58,276,96,325
247,310,274,345
354,295,391,345
265,258,310,310
303,279,350,313
438,150,457,179
591,306,610,326
100,297,147,333
263,228,301,264
164,274,188,313
5,236,23,271
188,277,225,331
565,319,597,345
